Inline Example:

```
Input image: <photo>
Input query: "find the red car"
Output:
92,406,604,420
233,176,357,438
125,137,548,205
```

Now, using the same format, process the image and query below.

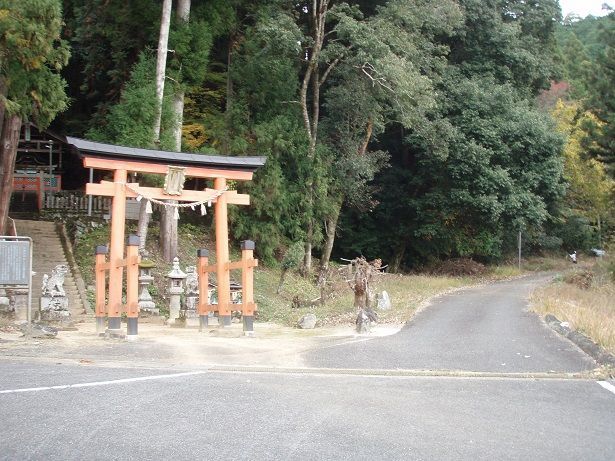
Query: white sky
559,0,611,18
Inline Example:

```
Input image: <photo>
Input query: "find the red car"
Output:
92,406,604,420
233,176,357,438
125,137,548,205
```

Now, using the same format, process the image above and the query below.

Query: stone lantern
166,257,186,325
138,259,157,315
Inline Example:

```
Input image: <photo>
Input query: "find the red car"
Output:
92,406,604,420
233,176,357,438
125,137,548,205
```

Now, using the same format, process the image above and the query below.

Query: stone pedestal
40,295,70,321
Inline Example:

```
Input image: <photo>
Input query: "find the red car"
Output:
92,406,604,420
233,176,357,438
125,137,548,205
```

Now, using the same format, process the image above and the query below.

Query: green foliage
229,115,313,264
585,13,615,174
67,0,160,128
555,13,615,176
86,53,175,150
336,10,565,267
50,0,592,272
555,212,597,251
0,0,69,126
281,241,305,270
168,20,212,89
449,0,559,93
413,75,564,259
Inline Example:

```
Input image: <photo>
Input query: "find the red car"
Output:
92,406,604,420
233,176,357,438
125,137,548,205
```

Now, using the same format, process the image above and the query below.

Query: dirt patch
0,317,402,369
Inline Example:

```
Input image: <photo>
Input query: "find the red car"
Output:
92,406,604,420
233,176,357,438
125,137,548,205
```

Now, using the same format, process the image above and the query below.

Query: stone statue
40,264,70,322
41,264,68,297
184,266,199,296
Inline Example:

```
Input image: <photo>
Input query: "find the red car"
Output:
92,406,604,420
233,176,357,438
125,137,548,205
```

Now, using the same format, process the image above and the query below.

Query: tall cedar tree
0,0,69,233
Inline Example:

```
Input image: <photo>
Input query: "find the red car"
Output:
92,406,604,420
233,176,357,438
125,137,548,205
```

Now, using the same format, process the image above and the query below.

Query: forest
2,0,614,273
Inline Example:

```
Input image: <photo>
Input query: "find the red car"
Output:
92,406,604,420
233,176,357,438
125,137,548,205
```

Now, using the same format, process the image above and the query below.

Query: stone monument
40,264,70,322
183,265,200,327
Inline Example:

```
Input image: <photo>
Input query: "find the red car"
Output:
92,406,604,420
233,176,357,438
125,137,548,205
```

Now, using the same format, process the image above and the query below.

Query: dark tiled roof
66,137,266,172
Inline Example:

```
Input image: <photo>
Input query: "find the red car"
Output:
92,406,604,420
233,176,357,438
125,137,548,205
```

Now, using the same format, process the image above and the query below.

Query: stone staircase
13,219,86,319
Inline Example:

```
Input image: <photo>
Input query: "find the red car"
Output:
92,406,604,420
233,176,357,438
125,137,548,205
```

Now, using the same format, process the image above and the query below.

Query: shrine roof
66,137,266,172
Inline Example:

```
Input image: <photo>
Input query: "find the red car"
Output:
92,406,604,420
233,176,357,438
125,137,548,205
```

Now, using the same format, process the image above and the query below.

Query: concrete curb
544,314,615,367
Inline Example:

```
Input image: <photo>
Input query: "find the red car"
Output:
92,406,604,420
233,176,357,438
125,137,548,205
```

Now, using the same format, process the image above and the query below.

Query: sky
559,0,611,18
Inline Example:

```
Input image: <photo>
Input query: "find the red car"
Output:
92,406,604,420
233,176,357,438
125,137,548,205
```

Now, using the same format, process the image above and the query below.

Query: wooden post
197,249,210,331
240,240,258,334
214,177,231,326
107,169,127,331
126,235,140,339
37,170,43,211
94,245,108,335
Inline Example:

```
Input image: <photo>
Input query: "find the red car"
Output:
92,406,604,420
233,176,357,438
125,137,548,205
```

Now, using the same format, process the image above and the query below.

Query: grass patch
71,221,475,327
73,219,596,331
487,266,523,278
264,269,471,327
530,259,615,354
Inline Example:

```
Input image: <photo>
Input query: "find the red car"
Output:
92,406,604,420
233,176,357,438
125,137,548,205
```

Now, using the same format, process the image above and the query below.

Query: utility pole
518,230,522,271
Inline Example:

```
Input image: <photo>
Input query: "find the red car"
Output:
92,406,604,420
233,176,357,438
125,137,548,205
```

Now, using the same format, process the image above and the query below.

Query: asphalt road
0,362,614,461
305,274,596,373
1,274,614,460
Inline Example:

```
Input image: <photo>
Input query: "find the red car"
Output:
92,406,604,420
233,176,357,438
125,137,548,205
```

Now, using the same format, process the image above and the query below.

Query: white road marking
597,381,615,396
0,370,207,394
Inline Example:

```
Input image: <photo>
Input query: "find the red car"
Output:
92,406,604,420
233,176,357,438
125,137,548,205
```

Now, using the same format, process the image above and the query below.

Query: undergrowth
530,258,615,354
71,220,586,329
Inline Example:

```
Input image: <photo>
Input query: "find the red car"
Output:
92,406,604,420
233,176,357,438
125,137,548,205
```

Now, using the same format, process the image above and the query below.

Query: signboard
0,239,31,285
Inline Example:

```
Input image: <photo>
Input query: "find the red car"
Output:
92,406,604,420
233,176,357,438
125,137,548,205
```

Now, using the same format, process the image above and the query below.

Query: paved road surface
0,361,614,461
304,275,596,372
1,274,614,460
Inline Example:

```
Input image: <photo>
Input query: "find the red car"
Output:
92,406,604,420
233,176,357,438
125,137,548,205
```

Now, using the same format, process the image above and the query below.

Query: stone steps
13,219,85,318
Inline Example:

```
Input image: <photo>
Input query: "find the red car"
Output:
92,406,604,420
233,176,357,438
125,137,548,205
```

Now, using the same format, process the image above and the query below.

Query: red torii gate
67,137,266,338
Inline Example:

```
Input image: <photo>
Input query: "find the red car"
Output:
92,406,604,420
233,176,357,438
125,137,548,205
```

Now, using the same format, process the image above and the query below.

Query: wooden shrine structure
66,137,266,338
12,123,66,212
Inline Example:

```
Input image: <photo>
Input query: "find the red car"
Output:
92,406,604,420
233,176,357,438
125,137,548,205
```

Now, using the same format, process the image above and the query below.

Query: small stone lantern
166,257,186,325
138,259,157,315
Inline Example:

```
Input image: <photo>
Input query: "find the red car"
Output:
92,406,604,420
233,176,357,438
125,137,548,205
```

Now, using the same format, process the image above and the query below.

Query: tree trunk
389,240,407,273
159,201,178,262
137,198,151,254
223,33,237,154
172,92,185,151
0,115,22,234
319,198,342,272
226,34,235,114
299,1,329,275
276,267,289,294
171,0,191,152
159,0,189,262
153,0,172,145
302,224,313,275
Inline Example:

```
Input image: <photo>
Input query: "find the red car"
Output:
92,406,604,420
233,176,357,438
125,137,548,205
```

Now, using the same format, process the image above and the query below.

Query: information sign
0,239,31,285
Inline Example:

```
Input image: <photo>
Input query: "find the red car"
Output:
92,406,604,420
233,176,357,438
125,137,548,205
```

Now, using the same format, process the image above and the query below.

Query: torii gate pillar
108,168,127,331
214,177,232,326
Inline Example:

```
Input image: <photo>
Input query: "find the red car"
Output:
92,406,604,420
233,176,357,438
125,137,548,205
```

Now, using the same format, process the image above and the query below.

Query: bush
431,258,487,276
555,213,597,251
563,270,594,289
